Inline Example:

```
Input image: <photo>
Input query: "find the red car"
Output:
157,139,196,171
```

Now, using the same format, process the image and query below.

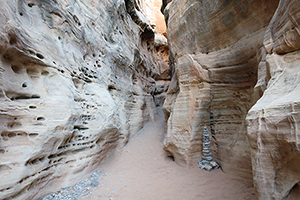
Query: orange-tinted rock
140,0,167,35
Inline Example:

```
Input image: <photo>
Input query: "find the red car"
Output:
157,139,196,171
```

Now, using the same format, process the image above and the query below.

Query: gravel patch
42,170,108,200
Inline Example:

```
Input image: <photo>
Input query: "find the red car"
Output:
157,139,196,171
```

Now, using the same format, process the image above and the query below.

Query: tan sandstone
0,0,162,199
164,0,300,199
247,0,300,199
163,0,279,181
139,0,167,35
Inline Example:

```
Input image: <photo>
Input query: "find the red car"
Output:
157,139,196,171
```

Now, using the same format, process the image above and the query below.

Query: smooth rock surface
0,0,160,199
153,34,170,106
247,0,300,199
163,0,279,181
139,0,167,35
164,0,300,199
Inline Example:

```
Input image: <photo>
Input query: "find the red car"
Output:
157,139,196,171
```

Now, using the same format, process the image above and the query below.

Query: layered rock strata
0,0,160,199
247,0,300,199
153,34,170,106
130,0,170,107
162,0,279,181
163,0,300,199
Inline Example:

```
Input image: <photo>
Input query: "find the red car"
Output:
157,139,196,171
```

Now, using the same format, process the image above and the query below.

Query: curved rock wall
139,0,167,35
0,0,159,199
163,0,279,180
164,0,300,199
247,0,300,199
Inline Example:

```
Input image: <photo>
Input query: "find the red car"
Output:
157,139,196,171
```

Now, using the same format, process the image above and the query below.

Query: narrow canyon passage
1,1,300,199
44,107,255,200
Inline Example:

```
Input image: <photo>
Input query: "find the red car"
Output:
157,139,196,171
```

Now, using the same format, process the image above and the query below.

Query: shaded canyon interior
0,0,300,199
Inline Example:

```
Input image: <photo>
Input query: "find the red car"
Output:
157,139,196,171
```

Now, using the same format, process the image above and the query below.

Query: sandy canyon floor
44,107,256,200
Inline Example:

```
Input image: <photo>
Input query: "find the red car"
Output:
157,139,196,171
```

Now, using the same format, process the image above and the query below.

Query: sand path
74,107,256,200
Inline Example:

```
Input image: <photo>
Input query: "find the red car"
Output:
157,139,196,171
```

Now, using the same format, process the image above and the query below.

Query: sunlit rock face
138,0,166,36
136,0,169,106
247,0,300,199
0,0,160,199
153,34,170,106
162,0,279,180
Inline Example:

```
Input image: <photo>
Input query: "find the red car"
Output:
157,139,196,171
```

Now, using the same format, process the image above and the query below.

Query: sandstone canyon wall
0,0,161,199
163,0,279,178
138,0,170,107
139,0,166,35
247,0,300,199
163,0,300,199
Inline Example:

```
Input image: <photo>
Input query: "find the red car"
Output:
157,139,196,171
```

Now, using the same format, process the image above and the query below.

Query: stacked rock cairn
198,126,220,171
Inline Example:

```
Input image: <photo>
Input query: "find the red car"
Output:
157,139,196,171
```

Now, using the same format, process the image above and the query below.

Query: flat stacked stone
198,127,220,171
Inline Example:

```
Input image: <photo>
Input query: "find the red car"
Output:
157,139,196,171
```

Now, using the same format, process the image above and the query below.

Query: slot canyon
0,0,299,199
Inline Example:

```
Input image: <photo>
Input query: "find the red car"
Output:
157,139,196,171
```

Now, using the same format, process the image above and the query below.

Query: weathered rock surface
247,0,300,199
139,0,167,35
164,0,300,199
162,0,280,180
0,0,160,199
153,34,170,106
131,0,170,107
